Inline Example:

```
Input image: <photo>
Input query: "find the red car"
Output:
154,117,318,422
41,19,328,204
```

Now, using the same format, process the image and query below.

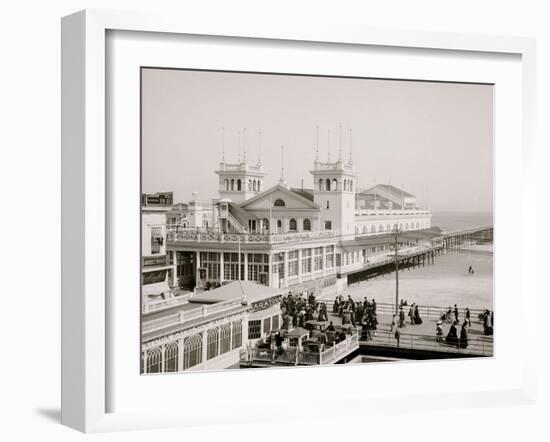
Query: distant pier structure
441,225,493,250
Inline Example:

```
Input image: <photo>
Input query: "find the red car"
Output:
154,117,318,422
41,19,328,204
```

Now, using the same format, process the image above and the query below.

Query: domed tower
311,128,357,237
215,154,266,204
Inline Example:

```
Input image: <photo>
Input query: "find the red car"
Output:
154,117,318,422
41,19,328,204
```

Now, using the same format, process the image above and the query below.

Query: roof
340,227,443,248
189,281,283,304
290,188,314,202
286,327,310,338
240,184,320,209
361,184,414,199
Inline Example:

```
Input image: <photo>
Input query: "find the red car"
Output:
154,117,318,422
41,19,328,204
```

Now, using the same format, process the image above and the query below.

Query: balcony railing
355,209,431,217
166,228,341,244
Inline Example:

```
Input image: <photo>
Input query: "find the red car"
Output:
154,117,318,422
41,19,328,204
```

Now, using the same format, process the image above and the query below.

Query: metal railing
322,300,488,321
360,329,493,356
241,331,359,366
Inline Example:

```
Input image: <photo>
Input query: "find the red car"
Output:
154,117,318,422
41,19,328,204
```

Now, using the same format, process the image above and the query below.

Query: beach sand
343,249,493,310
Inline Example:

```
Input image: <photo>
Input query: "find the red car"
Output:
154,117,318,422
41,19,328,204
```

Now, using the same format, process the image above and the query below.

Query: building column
177,337,184,371
283,251,289,287
244,252,248,281
268,254,273,287
201,330,208,366
171,250,178,287
297,249,303,283
219,251,224,282
195,251,201,287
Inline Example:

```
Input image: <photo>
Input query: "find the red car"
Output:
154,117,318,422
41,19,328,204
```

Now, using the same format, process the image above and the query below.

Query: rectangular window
248,320,261,339
301,249,312,274
324,221,332,230
325,246,334,269
336,253,341,267
288,250,299,276
247,254,269,282
263,317,271,335
151,227,162,254
314,247,324,271
272,315,280,330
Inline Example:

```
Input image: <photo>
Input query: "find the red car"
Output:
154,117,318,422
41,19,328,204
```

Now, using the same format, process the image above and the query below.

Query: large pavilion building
142,150,433,306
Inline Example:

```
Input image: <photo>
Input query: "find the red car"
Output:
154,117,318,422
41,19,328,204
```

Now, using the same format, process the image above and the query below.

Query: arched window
248,179,252,191
274,199,285,207
183,334,202,370
220,323,231,355
145,346,162,373
232,320,243,349
257,181,261,192
303,218,311,231
343,179,347,191
253,180,257,191
319,179,324,191
224,179,229,190
277,219,282,232
237,179,242,191
332,178,338,191
164,341,179,372
230,179,235,191
289,218,297,231
325,178,331,191
207,328,219,360
399,223,403,231
371,225,376,233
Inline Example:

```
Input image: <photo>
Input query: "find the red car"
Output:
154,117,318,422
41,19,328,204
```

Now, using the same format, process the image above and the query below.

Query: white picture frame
61,9,537,433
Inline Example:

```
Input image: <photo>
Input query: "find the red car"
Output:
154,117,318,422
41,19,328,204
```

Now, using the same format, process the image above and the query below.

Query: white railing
355,209,431,217
142,294,192,314
142,298,245,334
166,229,341,244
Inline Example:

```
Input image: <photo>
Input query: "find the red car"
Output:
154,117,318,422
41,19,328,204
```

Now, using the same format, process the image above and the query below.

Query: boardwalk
322,301,493,358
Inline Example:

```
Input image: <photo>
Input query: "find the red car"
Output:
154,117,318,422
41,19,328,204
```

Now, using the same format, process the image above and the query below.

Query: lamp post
392,226,400,315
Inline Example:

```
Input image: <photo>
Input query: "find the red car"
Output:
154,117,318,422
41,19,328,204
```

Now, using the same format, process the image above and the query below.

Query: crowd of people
332,294,378,340
275,288,491,353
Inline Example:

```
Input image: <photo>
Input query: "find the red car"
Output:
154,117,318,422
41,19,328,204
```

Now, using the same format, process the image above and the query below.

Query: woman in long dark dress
414,305,423,324
445,322,458,346
459,324,469,348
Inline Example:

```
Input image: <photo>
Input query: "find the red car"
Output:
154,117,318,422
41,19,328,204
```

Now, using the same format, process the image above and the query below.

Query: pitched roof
240,184,320,209
361,184,414,198
290,188,314,202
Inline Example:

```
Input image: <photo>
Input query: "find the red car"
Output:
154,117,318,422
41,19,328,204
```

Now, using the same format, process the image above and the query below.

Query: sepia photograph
140,68,494,374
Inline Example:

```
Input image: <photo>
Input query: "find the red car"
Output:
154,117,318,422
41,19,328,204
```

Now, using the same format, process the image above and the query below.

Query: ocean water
431,211,493,232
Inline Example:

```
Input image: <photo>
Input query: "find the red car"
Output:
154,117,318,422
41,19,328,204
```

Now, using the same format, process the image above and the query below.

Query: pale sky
142,68,493,213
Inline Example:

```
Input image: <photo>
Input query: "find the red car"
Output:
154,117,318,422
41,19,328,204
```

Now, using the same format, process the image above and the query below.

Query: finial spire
315,125,319,162
257,130,262,166
237,130,241,163
279,145,287,187
348,128,353,165
242,128,247,163
327,129,331,162
338,124,343,161
221,126,225,162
